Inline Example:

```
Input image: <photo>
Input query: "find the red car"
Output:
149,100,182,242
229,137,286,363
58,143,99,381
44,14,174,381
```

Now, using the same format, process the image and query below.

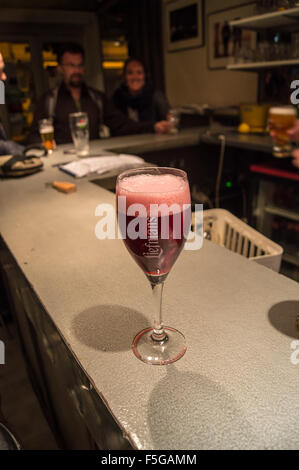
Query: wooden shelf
229,6,299,30
227,59,299,71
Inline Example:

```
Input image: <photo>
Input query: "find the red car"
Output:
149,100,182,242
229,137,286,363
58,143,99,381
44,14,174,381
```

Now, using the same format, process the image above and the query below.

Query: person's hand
287,119,299,141
269,118,299,140
287,119,299,169
154,121,172,134
0,53,6,82
291,148,299,169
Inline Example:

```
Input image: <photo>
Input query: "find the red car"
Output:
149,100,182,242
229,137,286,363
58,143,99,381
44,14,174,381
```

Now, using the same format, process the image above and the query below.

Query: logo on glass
0,81,4,104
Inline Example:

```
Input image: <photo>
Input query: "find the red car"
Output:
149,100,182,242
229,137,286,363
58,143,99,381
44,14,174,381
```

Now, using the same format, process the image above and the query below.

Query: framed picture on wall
165,0,204,52
208,3,257,69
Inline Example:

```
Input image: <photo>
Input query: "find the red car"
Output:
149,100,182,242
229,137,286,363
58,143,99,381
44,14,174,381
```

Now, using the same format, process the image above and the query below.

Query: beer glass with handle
116,167,191,365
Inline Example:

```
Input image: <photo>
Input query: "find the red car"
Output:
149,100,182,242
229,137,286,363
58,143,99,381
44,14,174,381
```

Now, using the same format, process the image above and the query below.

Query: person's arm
0,139,24,155
0,123,6,140
153,90,170,121
102,94,171,136
287,119,299,141
26,93,49,144
286,120,299,169
291,149,299,169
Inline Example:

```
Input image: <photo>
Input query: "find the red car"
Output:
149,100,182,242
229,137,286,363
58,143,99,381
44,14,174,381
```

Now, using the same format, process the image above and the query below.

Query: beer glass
69,112,89,157
39,118,55,153
116,167,191,365
268,106,297,157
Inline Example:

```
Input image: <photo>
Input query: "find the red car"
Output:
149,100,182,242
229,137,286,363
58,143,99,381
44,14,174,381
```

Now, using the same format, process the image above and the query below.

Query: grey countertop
200,127,273,153
66,126,273,155
0,132,298,450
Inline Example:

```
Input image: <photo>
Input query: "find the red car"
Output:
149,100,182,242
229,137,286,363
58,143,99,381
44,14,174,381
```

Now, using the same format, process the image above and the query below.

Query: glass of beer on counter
39,118,56,154
268,106,297,157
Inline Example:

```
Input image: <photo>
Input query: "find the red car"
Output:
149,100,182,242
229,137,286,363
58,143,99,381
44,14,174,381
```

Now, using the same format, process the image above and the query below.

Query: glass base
77,149,89,157
132,326,186,365
273,144,292,158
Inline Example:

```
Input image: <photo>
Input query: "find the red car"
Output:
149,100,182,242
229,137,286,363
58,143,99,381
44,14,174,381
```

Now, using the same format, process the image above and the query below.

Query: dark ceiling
0,0,100,11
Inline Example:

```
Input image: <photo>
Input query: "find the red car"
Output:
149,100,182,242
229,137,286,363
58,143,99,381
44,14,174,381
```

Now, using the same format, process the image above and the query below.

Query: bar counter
0,131,298,450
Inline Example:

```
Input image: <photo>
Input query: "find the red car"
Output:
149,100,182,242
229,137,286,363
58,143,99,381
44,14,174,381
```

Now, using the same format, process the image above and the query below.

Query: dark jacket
0,123,24,155
112,82,170,123
28,82,155,145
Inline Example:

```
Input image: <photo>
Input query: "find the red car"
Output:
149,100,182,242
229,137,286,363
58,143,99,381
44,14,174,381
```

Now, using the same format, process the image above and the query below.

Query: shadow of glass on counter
268,300,299,339
147,367,260,450
72,304,150,352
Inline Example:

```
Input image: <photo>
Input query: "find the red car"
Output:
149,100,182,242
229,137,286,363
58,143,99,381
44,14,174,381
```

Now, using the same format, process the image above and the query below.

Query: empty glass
69,112,90,157
168,109,180,134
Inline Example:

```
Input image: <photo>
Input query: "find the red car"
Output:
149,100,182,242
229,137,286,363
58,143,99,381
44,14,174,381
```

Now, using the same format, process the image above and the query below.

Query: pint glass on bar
69,112,90,157
39,118,56,153
268,106,296,157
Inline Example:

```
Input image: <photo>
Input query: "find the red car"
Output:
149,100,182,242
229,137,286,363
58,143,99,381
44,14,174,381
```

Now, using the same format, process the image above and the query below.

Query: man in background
28,43,171,145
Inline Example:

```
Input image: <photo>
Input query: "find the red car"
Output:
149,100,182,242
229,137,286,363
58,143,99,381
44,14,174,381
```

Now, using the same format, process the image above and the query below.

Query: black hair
123,57,147,77
57,43,85,64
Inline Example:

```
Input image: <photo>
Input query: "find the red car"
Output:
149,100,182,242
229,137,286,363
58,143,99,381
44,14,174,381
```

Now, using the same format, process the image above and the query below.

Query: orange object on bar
52,181,77,194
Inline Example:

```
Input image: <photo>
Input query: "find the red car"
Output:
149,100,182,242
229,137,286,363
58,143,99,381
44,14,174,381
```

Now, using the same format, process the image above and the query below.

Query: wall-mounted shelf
227,58,299,71
229,6,299,30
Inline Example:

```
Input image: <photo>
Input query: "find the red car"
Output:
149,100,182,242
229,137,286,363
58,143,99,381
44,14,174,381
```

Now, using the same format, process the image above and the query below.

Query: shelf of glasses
229,6,299,30
226,58,299,71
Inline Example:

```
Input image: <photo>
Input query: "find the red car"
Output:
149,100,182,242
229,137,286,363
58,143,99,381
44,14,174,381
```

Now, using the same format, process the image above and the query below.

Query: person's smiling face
125,61,145,95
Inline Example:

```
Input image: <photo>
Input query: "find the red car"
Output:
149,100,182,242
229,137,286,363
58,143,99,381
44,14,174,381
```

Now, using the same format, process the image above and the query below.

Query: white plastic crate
193,209,283,272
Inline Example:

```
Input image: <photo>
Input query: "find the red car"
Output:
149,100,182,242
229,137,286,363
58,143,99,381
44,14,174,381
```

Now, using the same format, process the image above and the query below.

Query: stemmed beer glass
116,167,191,365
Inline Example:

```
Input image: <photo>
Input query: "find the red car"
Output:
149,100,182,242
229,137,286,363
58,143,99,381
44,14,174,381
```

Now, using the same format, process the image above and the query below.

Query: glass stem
151,282,167,342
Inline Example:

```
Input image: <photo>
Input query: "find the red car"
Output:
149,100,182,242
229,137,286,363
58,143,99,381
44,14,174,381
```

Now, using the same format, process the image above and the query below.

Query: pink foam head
116,171,190,215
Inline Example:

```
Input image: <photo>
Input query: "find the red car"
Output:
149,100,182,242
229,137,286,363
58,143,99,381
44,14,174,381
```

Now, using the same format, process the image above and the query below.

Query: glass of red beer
116,167,191,365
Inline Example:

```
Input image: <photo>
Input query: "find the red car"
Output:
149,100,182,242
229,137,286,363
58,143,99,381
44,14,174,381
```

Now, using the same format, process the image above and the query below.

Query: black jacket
113,83,170,123
28,82,155,145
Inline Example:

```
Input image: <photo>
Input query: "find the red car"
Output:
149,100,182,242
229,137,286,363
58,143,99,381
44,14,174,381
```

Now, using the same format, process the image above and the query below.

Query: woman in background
113,58,170,124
